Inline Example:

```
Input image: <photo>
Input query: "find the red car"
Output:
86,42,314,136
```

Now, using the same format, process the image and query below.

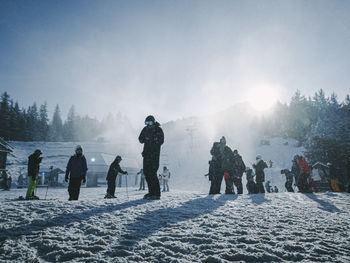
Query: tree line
0,92,131,142
260,89,350,183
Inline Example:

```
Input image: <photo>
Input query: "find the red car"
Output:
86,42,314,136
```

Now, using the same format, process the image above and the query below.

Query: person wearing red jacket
297,156,312,193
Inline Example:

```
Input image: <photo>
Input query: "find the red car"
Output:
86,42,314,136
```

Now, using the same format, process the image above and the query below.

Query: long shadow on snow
117,194,234,249
247,193,271,205
302,193,341,213
0,198,147,240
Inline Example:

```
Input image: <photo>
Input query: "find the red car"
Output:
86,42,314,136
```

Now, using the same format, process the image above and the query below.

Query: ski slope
1,188,349,262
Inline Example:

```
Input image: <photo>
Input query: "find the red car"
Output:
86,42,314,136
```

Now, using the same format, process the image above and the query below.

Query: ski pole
45,166,53,200
125,174,129,200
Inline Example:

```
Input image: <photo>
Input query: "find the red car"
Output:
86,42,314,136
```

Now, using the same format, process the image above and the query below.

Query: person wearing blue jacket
65,145,88,201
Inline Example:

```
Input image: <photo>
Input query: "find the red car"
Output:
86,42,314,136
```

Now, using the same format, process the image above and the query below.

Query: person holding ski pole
138,115,164,200
25,149,43,200
65,145,88,201
105,155,128,199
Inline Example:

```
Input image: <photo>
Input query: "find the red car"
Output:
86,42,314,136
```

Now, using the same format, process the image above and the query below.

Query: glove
82,178,86,184
125,172,128,175
65,176,68,182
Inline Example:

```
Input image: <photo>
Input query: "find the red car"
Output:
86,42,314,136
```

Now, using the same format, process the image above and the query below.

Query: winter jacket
27,153,42,177
298,157,310,175
253,160,268,183
208,158,221,181
291,161,300,177
138,122,164,158
233,154,246,177
161,170,171,180
285,171,294,183
65,154,88,180
106,161,127,181
220,146,234,174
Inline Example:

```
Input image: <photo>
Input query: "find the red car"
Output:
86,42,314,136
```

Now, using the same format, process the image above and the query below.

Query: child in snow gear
65,145,88,201
105,156,128,199
25,149,42,200
139,115,164,200
274,186,279,193
232,149,246,194
246,168,256,194
281,169,295,192
137,169,146,190
161,166,171,192
265,180,272,193
253,155,268,193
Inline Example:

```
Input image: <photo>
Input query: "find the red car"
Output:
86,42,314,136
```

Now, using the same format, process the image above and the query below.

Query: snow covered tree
49,104,63,141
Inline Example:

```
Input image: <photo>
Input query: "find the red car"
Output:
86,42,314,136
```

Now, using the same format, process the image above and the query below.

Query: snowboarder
161,166,171,192
297,156,312,193
105,156,128,199
253,155,268,193
246,167,256,194
137,169,146,190
208,142,223,194
138,115,164,200
232,149,246,194
65,145,88,201
25,149,43,200
265,180,272,193
281,169,294,192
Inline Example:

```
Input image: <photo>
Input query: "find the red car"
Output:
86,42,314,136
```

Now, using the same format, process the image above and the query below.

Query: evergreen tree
63,105,77,141
49,104,63,141
0,92,10,140
39,102,49,141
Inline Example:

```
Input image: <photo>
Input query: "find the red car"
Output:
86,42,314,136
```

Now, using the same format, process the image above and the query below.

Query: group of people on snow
24,115,165,201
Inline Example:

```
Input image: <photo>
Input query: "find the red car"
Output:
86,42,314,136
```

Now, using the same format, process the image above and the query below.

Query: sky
1,0,350,127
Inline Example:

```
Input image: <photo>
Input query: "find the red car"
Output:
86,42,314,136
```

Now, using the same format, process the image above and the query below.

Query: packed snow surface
1,188,350,262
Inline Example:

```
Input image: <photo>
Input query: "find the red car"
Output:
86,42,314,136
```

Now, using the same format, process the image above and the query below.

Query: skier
138,115,164,200
137,169,146,190
25,149,43,200
232,149,246,194
208,142,223,194
253,155,268,193
281,169,294,192
65,145,88,201
297,156,312,193
245,167,256,194
161,166,171,192
105,156,128,199
265,180,272,193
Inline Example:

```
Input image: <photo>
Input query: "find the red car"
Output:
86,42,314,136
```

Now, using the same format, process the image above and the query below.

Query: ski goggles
145,121,153,126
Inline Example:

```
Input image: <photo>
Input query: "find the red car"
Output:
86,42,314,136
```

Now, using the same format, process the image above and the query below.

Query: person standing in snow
161,166,171,192
138,115,164,200
218,136,235,194
274,186,279,193
291,156,300,189
105,156,128,199
245,167,256,194
232,149,246,194
65,145,88,201
25,149,43,200
265,180,272,193
137,169,146,190
297,156,312,193
281,169,295,192
208,142,223,194
253,155,268,193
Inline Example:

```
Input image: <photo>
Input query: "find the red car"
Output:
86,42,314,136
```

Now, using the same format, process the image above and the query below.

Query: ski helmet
34,149,42,155
116,155,122,161
256,154,262,160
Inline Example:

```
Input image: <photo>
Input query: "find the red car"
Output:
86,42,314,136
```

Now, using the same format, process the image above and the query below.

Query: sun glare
247,85,278,112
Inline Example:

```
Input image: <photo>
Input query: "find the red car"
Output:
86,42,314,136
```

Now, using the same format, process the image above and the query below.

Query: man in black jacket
232,149,246,194
105,155,128,199
25,149,43,199
65,145,88,201
253,155,268,193
138,115,164,200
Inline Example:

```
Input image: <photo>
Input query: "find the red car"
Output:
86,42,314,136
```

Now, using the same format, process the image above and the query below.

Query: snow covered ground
1,188,350,262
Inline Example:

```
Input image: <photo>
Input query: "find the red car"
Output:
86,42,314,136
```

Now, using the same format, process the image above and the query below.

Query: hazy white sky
1,0,350,126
